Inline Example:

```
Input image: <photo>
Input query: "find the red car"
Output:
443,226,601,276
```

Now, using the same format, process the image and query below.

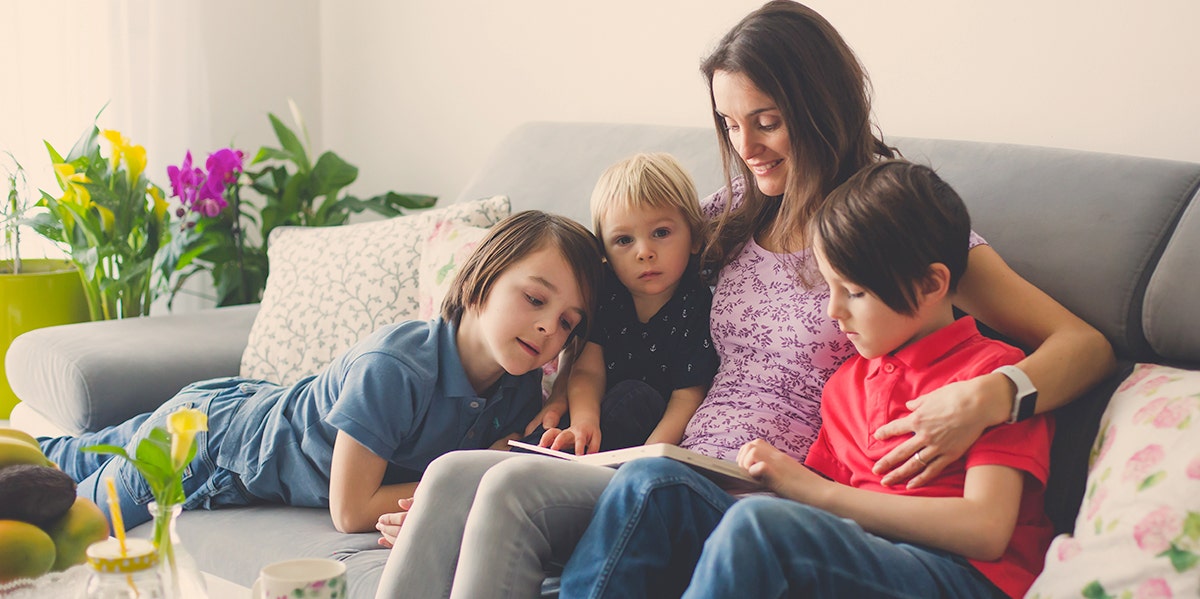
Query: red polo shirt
804,317,1054,599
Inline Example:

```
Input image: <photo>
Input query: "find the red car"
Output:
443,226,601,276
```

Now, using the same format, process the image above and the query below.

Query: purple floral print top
680,178,986,462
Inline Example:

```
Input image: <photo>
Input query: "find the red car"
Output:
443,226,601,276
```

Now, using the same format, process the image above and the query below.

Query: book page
507,441,762,491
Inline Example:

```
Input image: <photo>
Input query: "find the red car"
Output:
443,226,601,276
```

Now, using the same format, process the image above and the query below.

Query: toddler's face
600,203,697,304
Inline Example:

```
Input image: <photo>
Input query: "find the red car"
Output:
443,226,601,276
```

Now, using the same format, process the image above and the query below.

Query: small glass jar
84,538,166,599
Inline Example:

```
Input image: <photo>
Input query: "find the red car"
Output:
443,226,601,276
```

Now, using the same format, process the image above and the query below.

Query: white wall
319,0,1200,206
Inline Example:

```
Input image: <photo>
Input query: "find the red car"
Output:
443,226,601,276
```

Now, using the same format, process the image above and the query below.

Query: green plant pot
0,259,90,418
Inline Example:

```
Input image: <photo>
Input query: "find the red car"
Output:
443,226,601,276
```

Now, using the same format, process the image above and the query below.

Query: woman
373,2,1113,598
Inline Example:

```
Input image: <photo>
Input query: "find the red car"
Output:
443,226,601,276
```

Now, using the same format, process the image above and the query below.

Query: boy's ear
918,263,952,304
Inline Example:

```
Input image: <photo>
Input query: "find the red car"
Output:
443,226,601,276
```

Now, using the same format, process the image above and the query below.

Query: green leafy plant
31,116,170,320
160,101,436,307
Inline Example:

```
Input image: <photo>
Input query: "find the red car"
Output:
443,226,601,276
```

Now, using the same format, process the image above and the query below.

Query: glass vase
148,501,208,599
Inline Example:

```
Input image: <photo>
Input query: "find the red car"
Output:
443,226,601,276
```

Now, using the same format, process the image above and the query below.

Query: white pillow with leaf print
1026,364,1200,599
240,195,510,385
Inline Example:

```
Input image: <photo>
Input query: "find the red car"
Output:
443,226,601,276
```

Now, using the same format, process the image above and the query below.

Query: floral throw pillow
415,222,492,320
1027,363,1200,599
240,196,510,385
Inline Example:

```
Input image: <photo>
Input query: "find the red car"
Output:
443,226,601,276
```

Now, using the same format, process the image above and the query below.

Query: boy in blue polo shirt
42,211,604,533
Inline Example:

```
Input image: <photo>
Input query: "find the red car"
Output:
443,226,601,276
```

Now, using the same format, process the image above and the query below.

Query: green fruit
43,497,111,571
0,520,56,583
0,428,40,449
0,464,77,527
0,438,52,469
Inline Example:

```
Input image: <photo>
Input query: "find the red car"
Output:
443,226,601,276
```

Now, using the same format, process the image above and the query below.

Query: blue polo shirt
216,318,542,507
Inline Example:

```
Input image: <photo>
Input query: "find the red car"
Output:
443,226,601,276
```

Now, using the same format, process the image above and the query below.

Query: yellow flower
53,163,92,208
167,408,208,470
125,144,147,183
101,129,126,172
149,185,167,219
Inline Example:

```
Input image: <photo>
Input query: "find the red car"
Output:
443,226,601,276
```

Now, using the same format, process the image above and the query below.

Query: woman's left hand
872,374,1008,488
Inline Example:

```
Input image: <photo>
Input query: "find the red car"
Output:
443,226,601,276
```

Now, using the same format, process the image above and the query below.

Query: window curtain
1,1,212,261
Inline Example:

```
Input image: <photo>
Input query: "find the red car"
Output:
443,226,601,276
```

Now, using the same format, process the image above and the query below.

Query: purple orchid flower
166,151,205,208
167,148,243,217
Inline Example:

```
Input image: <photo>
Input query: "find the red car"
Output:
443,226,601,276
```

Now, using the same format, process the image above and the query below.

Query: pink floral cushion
416,222,491,320
1027,363,1200,598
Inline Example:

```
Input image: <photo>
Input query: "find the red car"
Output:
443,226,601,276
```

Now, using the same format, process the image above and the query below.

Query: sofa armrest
4,304,259,434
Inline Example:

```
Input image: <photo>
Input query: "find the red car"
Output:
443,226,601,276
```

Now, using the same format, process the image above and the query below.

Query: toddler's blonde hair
589,152,705,247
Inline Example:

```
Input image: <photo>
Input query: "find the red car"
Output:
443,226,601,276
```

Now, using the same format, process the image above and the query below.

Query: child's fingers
550,429,574,451
540,428,563,448
398,497,415,511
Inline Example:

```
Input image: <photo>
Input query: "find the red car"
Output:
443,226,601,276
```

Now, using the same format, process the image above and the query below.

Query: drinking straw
104,476,127,556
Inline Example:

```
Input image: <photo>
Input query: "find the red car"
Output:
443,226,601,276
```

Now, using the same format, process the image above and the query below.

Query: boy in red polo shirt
681,160,1055,598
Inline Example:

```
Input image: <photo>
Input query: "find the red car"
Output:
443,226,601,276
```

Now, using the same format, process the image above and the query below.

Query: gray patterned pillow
239,195,510,384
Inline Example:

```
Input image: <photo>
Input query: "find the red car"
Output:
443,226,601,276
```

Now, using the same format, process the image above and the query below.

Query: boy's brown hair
441,210,604,353
812,160,970,316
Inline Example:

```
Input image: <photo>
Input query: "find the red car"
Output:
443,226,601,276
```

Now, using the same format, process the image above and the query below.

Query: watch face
1016,392,1037,422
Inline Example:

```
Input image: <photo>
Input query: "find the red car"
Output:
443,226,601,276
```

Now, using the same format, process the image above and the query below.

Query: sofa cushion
1027,363,1200,598
131,505,387,597
1143,181,1200,363
892,138,1200,362
240,196,510,385
415,222,492,320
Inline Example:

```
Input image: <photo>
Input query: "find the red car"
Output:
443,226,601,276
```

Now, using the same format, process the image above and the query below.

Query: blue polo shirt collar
437,319,520,403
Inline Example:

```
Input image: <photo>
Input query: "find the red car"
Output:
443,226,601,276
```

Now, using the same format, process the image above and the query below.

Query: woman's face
712,70,792,197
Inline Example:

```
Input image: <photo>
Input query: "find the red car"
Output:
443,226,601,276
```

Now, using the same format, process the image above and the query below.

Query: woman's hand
375,497,415,548
872,373,1010,488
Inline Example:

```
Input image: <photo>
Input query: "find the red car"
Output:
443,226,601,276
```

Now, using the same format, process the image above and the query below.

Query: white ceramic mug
251,557,347,599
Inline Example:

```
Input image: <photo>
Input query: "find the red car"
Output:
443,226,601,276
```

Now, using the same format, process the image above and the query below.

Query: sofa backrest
457,121,1200,368
893,137,1200,366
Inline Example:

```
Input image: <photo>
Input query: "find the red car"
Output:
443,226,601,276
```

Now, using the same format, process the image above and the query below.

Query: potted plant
0,152,89,418
30,115,172,321
159,101,437,307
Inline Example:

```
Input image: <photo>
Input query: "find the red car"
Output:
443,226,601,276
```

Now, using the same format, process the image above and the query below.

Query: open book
508,440,763,491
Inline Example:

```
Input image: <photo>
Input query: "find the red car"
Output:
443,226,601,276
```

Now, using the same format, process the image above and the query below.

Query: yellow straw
104,476,127,557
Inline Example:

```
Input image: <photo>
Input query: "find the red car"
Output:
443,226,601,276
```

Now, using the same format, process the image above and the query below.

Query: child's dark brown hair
812,160,970,316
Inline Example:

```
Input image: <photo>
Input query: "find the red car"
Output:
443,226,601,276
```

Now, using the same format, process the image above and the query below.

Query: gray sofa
8,121,1200,597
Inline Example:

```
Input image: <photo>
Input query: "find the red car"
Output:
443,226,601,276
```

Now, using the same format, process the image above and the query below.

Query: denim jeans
558,457,739,599
681,496,1006,599
40,378,254,529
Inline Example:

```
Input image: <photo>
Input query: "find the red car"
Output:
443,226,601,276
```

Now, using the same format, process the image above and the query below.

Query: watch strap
993,364,1038,423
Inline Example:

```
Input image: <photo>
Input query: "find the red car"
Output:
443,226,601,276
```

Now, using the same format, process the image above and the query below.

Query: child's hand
737,439,815,498
525,397,568,436
543,421,602,455
375,497,415,548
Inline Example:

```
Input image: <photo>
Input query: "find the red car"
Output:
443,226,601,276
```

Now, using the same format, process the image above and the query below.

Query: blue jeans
559,457,738,599
682,496,1005,599
559,459,1004,599
40,378,254,529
